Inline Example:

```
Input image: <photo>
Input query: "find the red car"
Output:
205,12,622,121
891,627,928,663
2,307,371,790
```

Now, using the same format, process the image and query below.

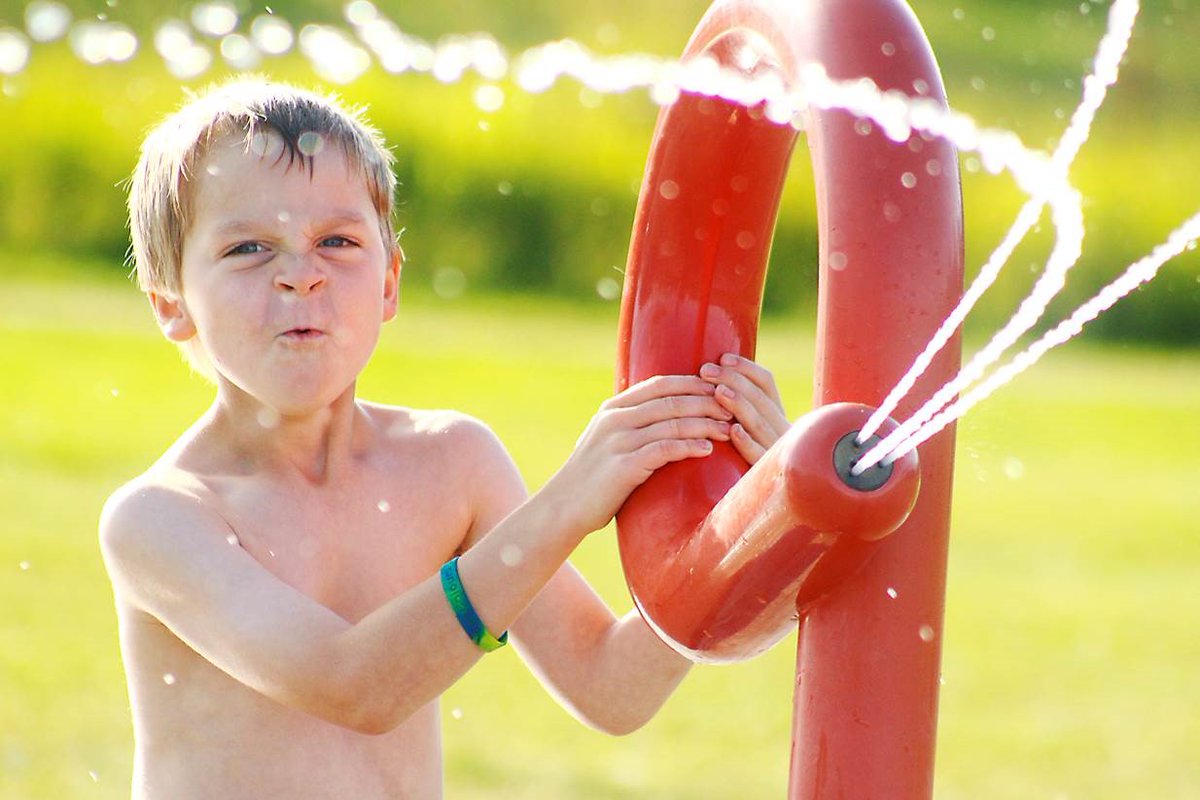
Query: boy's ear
382,247,402,322
148,291,197,342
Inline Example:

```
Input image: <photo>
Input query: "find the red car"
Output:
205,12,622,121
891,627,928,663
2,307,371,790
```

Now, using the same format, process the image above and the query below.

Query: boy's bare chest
214,471,469,622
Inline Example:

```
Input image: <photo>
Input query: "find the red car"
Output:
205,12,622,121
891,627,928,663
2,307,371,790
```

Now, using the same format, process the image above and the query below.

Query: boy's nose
274,256,326,295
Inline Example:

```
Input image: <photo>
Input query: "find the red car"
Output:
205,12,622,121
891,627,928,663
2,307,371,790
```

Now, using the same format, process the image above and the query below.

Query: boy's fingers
610,394,732,430
714,385,778,447
730,423,768,465
634,437,714,470
704,367,790,440
718,353,783,405
627,418,731,450
606,375,716,410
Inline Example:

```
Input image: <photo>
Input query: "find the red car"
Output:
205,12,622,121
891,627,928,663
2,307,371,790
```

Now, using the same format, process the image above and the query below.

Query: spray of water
887,211,1200,461
852,0,1143,473
7,0,1197,462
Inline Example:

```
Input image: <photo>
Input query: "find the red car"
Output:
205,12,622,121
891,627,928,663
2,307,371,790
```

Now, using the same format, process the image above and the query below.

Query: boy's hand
699,354,789,465
546,376,732,535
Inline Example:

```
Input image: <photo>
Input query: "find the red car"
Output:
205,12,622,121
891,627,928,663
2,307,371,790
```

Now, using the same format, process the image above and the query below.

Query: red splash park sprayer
614,0,964,797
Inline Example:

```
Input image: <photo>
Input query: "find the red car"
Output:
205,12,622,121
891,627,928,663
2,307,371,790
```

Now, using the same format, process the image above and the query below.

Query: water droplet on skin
377,500,391,513
828,251,848,271
500,544,524,567
901,172,917,189
256,407,281,429
297,131,325,157
249,131,271,156
163,673,176,685
226,534,239,546
919,624,936,642
205,164,221,177
296,537,317,560
276,210,290,223
659,180,680,200
736,231,756,250
886,587,898,599
268,549,276,559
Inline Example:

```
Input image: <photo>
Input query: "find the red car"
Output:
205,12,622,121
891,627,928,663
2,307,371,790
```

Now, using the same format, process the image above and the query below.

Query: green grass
1,271,1198,798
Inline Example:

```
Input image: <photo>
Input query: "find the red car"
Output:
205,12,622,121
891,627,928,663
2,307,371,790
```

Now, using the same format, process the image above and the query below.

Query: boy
100,80,790,799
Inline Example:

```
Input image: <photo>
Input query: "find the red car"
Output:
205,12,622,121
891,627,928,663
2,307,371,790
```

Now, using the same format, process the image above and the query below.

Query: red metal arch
614,0,963,796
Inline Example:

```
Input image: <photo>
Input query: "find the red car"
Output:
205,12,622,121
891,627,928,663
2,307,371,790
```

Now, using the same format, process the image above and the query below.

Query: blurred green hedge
1,0,1197,343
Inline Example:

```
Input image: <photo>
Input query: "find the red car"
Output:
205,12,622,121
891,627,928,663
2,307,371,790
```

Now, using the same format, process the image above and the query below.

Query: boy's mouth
279,327,325,341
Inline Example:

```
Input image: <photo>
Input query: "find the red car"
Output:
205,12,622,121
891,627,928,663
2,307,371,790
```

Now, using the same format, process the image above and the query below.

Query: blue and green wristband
440,556,508,652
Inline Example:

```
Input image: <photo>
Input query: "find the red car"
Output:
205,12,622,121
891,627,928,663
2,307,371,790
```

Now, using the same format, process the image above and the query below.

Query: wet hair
127,77,398,296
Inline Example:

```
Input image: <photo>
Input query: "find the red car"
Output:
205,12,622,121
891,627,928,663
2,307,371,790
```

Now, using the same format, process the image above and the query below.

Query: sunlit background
1,0,1198,797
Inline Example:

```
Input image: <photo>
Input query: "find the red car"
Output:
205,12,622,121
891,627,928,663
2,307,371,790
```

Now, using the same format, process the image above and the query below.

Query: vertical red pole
790,1,962,797
613,0,962,795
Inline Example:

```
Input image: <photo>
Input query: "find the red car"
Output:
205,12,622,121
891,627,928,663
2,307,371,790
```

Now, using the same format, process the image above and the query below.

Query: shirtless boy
100,80,791,799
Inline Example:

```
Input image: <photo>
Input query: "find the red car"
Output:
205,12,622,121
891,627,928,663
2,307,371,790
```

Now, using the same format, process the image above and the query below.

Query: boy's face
154,131,399,414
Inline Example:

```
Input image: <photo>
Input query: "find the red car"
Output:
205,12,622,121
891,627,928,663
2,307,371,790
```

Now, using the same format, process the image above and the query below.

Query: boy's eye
320,236,356,248
226,242,266,257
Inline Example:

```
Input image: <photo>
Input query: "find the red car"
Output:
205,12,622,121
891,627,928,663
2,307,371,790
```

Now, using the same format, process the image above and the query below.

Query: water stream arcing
4,0,1197,462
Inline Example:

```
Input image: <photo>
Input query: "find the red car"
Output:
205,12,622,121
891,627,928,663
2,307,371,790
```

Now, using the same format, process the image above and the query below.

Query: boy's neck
206,381,369,485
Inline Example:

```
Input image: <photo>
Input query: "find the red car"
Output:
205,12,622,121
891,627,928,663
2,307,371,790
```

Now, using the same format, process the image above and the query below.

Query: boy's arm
462,440,690,737
493,356,790,735
100,375,729,735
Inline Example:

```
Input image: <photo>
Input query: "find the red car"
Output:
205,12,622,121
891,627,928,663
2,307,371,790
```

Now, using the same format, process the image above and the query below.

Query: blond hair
126,78,399,377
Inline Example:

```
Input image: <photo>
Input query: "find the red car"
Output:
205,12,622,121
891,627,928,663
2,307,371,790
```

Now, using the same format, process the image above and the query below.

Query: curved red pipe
615,0,963,795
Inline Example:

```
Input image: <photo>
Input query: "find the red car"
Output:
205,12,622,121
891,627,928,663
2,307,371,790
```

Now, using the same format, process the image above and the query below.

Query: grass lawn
1,272,1197,798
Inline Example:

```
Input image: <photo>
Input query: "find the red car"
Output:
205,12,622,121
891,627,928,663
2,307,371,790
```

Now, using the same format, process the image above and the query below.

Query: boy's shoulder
97,462,233,601
362,402,512,465
99,461,222,537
